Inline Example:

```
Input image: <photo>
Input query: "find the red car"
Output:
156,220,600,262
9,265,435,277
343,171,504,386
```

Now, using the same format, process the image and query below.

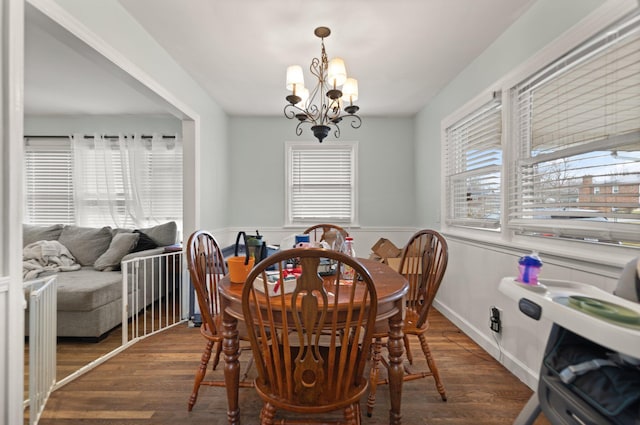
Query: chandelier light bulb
342,78,359,103
286,65,304,91
327,57,347,88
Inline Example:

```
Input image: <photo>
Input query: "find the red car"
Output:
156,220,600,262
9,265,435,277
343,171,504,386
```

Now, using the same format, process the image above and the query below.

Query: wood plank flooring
29,309,552,424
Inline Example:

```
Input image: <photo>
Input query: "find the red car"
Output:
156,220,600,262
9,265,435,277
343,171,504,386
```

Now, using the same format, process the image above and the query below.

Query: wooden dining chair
185,230,252,411
303,223,349,250
366,229,449,417
242,247,378,425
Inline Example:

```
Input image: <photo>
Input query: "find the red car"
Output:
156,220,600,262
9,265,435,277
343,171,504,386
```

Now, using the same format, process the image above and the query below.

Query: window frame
441,2,640,255
508,11,640,246
285,141,358,227
443,92,503,231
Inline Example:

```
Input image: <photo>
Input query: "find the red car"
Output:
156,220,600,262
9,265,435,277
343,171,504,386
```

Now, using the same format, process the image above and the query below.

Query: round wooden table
218,258,409,425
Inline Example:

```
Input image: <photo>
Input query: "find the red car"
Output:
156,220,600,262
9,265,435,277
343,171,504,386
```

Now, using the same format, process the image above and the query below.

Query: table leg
222,311,241,425
387,310,404,425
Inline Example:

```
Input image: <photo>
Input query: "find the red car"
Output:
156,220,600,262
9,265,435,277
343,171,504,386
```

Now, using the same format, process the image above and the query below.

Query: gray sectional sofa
23,221,178,339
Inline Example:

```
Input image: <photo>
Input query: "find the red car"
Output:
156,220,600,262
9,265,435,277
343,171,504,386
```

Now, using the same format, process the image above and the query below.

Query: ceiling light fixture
284,26,362,143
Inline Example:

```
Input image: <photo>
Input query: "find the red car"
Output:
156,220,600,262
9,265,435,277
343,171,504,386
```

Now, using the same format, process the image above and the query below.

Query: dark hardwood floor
29,309,551,424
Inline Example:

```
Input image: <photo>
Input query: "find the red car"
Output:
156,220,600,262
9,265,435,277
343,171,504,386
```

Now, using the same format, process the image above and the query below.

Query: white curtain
71,133,182,229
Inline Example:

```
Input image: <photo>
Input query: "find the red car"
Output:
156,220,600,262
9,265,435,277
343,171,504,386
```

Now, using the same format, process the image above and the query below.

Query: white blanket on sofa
23,240,81,280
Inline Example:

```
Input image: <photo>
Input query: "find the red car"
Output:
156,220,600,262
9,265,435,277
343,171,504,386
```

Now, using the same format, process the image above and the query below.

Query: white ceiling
25,0,536,118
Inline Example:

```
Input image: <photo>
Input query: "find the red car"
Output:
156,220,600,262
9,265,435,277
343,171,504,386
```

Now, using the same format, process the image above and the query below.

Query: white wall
48,0,230,235
24,114,182,135
414,0,637,389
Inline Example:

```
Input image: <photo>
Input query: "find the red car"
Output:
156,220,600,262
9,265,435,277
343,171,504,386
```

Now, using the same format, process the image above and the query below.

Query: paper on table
254,274,296,296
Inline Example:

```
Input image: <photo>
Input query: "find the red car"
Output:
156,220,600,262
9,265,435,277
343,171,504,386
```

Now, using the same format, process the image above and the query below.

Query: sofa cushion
112,227,133,236
94,232,140,271
55,267,123,311
138,221,177,246
59,225,113,266
23,223,64,247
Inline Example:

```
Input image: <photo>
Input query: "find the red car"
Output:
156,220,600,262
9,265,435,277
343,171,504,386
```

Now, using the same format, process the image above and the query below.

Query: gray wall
228,116,415,228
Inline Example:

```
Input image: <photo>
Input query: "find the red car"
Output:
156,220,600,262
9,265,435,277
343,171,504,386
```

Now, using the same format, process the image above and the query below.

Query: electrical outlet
490,306,502,333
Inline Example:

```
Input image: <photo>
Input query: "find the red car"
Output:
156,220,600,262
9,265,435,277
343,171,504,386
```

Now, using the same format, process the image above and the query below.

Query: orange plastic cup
228,256,255,284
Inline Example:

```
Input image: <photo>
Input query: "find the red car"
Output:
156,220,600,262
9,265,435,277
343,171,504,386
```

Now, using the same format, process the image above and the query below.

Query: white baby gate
24,276,57,425
121,250,188,345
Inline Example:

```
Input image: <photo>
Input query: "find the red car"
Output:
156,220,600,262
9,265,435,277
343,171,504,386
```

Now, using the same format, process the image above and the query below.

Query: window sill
442,226,638,278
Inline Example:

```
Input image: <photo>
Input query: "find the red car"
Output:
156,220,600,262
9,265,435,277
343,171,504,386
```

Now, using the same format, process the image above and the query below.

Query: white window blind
24,134,182,231
146,139,183,223
286,142,356,225
445,95,502,230
509,12,640,245
24,138,75,225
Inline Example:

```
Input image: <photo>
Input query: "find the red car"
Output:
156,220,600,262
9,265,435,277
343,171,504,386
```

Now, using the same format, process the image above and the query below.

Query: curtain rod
24,134,177,140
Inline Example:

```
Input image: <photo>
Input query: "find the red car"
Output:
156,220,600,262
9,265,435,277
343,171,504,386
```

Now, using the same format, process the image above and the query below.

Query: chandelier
284,26,362,143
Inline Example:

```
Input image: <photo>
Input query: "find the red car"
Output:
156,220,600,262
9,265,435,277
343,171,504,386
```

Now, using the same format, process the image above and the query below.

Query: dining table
218,257,409,425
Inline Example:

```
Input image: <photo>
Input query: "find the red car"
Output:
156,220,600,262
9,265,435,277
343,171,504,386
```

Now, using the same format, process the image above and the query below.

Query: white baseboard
433,298,540,390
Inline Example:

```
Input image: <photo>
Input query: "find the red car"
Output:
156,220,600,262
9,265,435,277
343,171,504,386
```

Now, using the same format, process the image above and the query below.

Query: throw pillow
94,232,140,271
131,230,159,253
58,225,113,266
138,221,177,247
23,223,64,247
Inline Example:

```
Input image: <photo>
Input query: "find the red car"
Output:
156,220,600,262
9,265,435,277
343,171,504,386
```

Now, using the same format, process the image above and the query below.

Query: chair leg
418,333,447,401
260,402,276,425
188,339,214,411
343,403,359,425
211,340,222,370
403,334,413,365
366,337,383,417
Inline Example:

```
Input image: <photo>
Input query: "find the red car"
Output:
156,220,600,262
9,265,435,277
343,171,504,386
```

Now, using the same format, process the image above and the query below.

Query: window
510,13,640,245
24,134,182,230
286,141,357,225
24,138,75,225
444,94,502,230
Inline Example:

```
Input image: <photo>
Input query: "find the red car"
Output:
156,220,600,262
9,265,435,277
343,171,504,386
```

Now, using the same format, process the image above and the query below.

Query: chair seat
402,308,429,334
372,308,428,336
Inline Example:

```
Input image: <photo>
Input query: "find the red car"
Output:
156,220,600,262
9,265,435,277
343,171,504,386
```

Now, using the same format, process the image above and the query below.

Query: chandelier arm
332,123,341,140
295,121,305,137
348,115,362,129
284,104,300,120
285,104,314,124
